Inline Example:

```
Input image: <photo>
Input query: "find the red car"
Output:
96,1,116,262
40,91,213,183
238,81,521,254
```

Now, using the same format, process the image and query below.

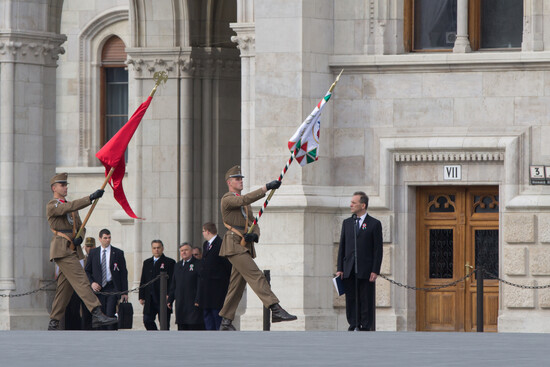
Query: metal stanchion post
477,266,484,332
372,282,376,331
160,271,168,331
263,270,271,331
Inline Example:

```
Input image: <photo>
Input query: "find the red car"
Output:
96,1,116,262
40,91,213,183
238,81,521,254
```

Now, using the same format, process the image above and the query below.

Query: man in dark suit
198,222,232,330
139,239,175,330
168,243,205,330
85,229,128,330
336,191,383,331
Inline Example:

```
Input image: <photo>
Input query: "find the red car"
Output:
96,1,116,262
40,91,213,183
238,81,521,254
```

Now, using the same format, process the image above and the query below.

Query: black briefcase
117,301,133,329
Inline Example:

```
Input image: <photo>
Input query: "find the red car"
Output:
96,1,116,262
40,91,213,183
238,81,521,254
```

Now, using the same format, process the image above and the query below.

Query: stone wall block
376,278,391,307
380,246,392,275
538,289,550,308
530,247,550,275
378,215,392,243
503,247,527,275
539,214,550,244
503,282,536,308
503,213,536,243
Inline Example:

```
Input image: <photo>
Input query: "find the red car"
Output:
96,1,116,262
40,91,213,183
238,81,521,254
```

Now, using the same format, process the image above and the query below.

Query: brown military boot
91,306,118,328
47,319,60,330
219,317,236,331
270,303,297,323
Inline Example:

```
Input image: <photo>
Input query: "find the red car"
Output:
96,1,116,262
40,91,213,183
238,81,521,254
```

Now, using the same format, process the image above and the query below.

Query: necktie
101,249,107,287
207,242,212,251
356,218,361,232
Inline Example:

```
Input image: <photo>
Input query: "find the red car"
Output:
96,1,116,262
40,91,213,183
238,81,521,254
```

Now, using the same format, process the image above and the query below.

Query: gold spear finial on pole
328,69,344,93
150,71,168,97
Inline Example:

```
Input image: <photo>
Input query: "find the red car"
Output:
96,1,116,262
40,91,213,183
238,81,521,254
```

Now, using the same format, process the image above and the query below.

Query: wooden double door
416,186,499,332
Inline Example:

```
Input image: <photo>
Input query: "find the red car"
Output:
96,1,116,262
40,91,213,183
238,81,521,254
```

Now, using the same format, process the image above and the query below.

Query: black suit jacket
337,214,383,279
85,245,128,298
167,257,203,325
198,235,232,309
139,254,176,315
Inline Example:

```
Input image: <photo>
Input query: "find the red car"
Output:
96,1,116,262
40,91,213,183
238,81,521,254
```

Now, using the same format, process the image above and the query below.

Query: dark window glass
429,229,454,278
481,0,523,48
414,0,457,50
473,195,499,213
475,229,499,279
105,67,128,159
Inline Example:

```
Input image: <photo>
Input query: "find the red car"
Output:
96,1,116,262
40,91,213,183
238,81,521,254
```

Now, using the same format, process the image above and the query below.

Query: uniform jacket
47,196,91,261
198,235,232,309
139,254,176,315
337,214,383,279
219,188,264,258
168,257,203,325
85,245,128,299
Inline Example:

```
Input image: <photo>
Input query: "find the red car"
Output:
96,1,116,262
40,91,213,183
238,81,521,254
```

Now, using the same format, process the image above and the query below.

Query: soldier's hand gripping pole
74,167,116,240
246,154,295,234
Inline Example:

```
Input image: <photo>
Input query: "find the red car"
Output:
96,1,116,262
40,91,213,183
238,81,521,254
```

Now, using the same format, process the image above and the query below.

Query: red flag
95,96,152,219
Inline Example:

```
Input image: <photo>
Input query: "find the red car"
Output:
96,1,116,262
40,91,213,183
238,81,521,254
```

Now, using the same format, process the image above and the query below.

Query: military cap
50,172,68,186
225,165,245,181
84,237,96,247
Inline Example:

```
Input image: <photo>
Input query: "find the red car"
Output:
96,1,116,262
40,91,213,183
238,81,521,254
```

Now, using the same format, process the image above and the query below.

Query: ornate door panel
417,187,499,332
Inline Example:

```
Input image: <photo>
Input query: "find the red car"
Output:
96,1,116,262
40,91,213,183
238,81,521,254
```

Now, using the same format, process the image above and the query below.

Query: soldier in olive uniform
47,172,118,330
218,165,297,330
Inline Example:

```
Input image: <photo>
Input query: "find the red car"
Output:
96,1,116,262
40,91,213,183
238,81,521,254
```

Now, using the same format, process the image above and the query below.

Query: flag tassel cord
247,69,343,234
75,72,168,238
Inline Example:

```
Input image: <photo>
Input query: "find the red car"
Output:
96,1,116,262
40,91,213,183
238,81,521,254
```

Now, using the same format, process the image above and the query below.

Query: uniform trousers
219,251,279,321
51,253,101,321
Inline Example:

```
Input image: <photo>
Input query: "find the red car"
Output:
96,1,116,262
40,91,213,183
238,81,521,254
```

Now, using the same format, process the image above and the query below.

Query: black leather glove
73,237,83,246
89,189,105,201
266,180,281,191
244,233,259,243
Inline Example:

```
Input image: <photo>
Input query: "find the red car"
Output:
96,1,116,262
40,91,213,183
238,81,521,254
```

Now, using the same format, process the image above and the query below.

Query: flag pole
246,69,345,234
75,71,168,239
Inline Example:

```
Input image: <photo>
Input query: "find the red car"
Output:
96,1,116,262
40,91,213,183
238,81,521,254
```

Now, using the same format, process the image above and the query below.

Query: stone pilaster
0,30,66,329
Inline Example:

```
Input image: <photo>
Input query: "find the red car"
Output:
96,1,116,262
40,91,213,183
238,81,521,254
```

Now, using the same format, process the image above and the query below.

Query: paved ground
0,331,547,366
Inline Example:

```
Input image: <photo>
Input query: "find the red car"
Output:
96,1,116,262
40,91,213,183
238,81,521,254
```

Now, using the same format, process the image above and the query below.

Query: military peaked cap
225,165,245,181
50,172,68,186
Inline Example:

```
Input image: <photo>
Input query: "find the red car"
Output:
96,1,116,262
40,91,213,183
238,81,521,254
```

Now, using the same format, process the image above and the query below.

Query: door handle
465,262,473,270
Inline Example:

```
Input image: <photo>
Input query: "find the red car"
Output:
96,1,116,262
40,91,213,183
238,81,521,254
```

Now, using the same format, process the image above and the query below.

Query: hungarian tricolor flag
95,96,152,219
288,89,332,166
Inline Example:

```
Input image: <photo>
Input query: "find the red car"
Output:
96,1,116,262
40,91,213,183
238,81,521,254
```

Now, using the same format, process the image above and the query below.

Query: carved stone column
453,0,472,53
125,48,194,284
230,23,255,187
0,31,66,329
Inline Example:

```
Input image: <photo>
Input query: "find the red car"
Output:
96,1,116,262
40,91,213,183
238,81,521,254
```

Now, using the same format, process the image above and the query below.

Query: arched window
100,36,128,150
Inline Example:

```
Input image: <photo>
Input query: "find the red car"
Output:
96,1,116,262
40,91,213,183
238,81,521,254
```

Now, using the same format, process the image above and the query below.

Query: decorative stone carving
0,37,65,65
394,152,504,162
230,22,255,57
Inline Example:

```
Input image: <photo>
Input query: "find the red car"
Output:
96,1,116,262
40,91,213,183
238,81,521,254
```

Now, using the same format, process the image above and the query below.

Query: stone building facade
1,0,550,332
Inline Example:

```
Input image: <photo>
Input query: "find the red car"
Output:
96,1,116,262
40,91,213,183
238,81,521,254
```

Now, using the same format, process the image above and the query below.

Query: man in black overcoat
336,191,383,331
198,222,232,330
85,229,129,330
139,239,175,330
168,243,205,330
